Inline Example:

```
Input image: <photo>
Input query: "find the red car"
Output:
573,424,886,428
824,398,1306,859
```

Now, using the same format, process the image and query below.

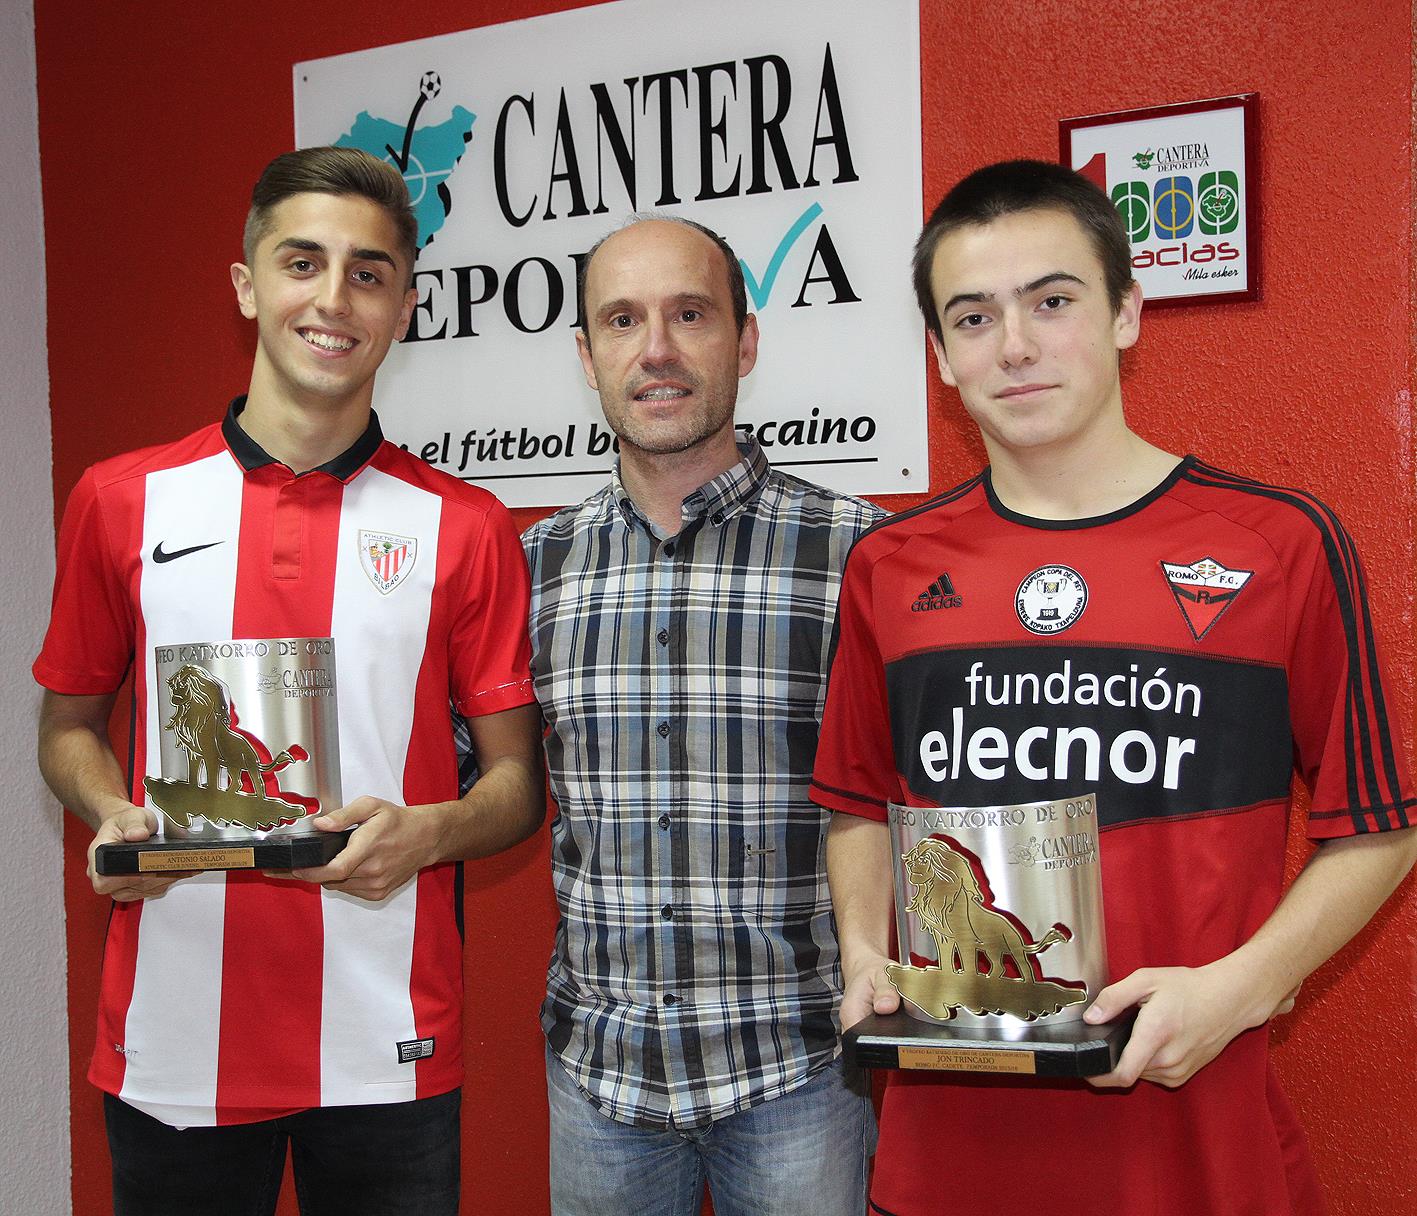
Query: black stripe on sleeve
1184,462,1406,829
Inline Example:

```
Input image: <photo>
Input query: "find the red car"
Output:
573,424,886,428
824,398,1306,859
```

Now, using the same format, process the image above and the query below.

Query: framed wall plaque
1061,94,1259,305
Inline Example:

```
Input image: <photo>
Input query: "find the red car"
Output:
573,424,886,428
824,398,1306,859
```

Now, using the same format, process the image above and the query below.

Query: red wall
36,1,1416,1213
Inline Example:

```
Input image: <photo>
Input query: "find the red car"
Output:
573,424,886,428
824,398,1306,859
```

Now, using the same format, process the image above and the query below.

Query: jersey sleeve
1287,514,1414,837
810,540,898,821
448,495,535,717
33,467,135,695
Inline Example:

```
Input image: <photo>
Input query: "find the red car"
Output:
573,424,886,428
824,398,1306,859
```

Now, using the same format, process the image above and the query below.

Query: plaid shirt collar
609,438,772,533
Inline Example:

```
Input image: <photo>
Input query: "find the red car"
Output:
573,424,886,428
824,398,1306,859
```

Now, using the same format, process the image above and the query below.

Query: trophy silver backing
147,638,341,841
887,794,1107,1032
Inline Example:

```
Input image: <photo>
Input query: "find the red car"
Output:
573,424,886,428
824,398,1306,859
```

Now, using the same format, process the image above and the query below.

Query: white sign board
296,0,925,506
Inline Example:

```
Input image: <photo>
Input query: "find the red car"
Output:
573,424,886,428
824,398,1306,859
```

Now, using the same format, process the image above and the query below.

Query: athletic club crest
359,530,418,595
1161,555,1252,640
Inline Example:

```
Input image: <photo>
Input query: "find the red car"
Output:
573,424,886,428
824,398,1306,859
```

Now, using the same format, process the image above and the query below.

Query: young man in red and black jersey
34,147,543,1215
812,160,1417,1216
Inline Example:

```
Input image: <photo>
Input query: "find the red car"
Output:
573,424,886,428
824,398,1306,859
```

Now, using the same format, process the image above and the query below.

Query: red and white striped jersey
35,402,534,1126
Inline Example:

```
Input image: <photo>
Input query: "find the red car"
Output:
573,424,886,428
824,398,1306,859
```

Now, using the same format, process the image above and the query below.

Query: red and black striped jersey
35,402,534,1126
812,456,1413,1216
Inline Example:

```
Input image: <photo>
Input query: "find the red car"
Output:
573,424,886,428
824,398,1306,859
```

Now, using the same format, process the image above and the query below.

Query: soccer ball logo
420,70,442,101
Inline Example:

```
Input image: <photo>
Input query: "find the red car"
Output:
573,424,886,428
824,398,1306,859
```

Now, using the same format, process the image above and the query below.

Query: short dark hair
577,214,748,344
243,147,419,287
912,160,1134,341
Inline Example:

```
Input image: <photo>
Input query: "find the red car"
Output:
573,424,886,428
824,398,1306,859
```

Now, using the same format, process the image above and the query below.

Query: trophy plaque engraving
843,794,1131,1077
94,638,353,875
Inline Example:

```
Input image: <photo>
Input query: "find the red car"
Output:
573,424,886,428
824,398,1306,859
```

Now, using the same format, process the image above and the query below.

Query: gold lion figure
165,663,295,800
903,837,1070,981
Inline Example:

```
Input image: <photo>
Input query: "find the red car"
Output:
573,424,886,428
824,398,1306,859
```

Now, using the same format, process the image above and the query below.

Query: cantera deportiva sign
295,0,924,507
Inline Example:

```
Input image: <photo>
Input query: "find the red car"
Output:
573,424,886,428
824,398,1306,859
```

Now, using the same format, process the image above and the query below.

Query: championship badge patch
1016,565,1088,635
359,530,417,595
1160,555,1252,640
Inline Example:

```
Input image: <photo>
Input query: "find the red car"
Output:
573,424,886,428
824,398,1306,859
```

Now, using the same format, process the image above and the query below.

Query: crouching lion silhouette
902,837,1069,980
165,663,294,799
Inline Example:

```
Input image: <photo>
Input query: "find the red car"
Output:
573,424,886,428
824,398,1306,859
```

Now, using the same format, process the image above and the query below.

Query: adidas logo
911,571,962,612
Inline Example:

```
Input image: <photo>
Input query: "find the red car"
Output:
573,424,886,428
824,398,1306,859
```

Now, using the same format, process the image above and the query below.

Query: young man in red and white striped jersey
814,160,1417,1216
35,147,543,1215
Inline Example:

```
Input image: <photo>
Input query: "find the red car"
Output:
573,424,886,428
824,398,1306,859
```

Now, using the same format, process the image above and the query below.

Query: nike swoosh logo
152,540,223,564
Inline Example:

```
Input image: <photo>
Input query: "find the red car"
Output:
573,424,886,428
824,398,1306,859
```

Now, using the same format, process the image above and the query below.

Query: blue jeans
103,1089,460,1216
546,1050,875,1216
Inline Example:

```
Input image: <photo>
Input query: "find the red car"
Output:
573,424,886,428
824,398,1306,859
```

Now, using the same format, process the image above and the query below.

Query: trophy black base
844,1010,1132,1078
94,830,355,876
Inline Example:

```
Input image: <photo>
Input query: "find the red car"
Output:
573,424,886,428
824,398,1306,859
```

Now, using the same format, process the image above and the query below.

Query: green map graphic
336,106,476,250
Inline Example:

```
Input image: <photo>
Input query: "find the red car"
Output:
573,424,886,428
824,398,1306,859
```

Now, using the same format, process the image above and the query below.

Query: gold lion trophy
94,638,353,875
843,794,1132,1076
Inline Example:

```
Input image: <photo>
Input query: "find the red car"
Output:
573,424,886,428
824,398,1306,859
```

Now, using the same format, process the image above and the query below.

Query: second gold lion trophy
844,794,1131,1076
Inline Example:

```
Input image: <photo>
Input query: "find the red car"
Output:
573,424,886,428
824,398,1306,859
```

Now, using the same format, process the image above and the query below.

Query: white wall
0,1,69,1212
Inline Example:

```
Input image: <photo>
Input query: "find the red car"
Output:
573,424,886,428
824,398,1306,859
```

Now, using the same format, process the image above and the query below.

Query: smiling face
576,220,758,463
231,192,417,416
928,207,1141,463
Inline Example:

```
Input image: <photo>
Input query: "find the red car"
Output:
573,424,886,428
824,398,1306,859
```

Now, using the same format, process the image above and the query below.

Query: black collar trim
984,455,1194,530
222,396,383,482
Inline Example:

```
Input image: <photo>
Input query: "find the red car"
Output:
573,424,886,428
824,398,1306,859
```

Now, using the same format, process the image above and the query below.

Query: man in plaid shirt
523,216,882,1215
